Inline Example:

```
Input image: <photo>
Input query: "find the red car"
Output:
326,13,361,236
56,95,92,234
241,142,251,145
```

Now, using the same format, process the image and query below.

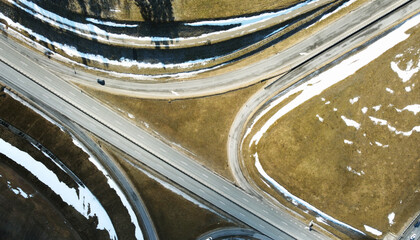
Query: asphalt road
399,214,420,240
228,0,420,195
8,0,411,99
0,38,327,239
228,0,420,237
0,0,418,239
197,227,271,240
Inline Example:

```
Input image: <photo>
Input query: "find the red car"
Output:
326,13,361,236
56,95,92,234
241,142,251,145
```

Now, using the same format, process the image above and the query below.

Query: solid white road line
20,61,27,67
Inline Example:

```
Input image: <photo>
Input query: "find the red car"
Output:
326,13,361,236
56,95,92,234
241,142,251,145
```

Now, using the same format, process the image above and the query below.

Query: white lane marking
69,91,75,96
263,210,268,214
198,188,205,193
219,201,226,205
159,147,166,153
0,47,3,50
180,160,187,166
137,134,144,139
44,77,51,82
202,173,208,178
135,150,141,155
283,222,288,226
223,185,229,190
239,212,245,217
42,93,49,99
92,106,98,111
20,61,27,67
259,224,265,229
116,121,123,126
242,197,249,203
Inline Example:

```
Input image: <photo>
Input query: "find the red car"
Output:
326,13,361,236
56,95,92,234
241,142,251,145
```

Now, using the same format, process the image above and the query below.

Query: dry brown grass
79,82,263,182
172,0,303,21
101,142,239,240
242,23,420,238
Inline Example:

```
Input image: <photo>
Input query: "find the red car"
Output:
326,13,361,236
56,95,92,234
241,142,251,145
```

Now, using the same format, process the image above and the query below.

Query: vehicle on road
97,79,105,85
410,233,417,240
414,220,420,228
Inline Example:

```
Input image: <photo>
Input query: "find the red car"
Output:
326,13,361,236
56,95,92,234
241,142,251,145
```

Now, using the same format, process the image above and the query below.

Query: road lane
228,0,420,237
0,46,323,239
3,0,410,99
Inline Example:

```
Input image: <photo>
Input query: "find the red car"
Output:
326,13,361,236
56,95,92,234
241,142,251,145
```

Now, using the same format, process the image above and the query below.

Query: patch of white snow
341,116,361,130
349,96,359,104
364,225,382,236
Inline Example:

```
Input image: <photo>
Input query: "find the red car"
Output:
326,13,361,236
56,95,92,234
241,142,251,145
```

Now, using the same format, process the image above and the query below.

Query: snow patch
388,212,395,225
390,59,419,83
71,138,143,240
186,0,319,27
349,96,359,104
0,137,117,239
372,105,381,111
253,152,365,235
248,13,420,147
7,181,33,198
341,116,361,130
361,107,368,114
364,225,382,236
86,18,138,28
316,114,324,122
316,216,328,225
396,104,420,115
385,87,394,94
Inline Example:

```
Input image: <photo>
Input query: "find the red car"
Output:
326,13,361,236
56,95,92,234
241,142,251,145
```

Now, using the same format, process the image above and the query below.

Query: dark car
97,79,105,85
415,220,420,228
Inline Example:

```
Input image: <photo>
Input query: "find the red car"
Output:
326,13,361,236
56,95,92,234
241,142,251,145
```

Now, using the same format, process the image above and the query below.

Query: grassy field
100,142,240,240
0,87,138,239
172,0,303,21
242,23,420,238
79,82,262,181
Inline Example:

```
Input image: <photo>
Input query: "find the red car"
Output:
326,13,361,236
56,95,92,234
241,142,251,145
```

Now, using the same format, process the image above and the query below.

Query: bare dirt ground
0,159,82,240
99,141,240,240
242,22,420,239
79,82,263,182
